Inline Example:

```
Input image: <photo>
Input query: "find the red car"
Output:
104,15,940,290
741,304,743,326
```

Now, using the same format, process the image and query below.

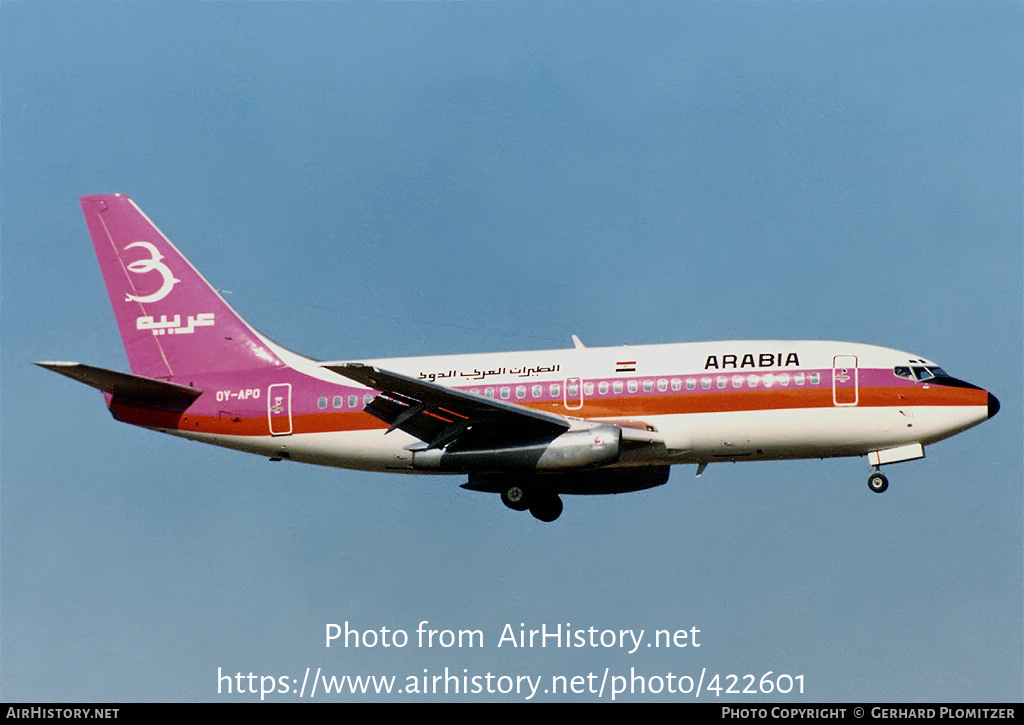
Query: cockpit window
895,365,950,382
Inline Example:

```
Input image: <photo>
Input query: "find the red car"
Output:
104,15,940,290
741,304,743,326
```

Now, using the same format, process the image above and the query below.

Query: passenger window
333,396,343,408
777,373,790,386
598,381,609,395
613,381,623,394
794,373,805,385
809,373,820,385
485,387,495,398
532,385,543,398
627,380,638,393
701,377,712,390
500,387,510,399
642,380,653,393
348,395,358,407
583,382,594,396
516,386,526,399
686,379,696,391
763,373,775,387
671,379,682,391
747,374,759,388
657,379,668,392
550,384,561,397
732,375,744,389
364,394,374,405
717,377,727,389
318,397,328,409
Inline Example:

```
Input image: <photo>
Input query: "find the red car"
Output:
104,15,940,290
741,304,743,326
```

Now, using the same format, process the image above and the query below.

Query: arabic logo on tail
136,312,215,336
123,241,180,303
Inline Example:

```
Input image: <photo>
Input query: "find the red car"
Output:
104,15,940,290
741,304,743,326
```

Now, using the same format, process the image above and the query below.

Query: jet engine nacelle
412,424,621,473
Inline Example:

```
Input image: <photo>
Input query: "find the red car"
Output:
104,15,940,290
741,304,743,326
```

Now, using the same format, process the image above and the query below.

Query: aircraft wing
323,363,571,450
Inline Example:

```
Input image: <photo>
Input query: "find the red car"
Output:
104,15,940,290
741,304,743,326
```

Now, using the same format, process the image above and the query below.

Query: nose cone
988,392,1000,419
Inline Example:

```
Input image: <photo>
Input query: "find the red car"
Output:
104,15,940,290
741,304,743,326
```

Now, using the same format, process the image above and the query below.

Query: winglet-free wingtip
323,362,381,389
35,360,77,367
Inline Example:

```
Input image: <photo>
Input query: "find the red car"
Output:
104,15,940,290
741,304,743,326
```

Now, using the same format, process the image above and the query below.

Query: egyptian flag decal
616,360,636,373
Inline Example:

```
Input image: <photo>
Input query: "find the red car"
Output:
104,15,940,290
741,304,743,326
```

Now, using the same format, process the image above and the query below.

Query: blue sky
2,0,1021,702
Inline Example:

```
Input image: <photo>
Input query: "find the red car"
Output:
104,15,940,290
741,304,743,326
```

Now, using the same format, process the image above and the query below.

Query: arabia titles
704,353,800,370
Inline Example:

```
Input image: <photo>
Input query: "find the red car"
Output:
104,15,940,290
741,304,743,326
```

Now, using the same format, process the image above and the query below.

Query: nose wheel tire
867,472,889,493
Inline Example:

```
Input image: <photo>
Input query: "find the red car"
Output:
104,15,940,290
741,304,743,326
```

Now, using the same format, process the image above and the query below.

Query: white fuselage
157,339,991,474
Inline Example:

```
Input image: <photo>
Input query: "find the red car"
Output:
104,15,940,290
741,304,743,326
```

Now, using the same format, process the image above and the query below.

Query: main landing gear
867,468,889,494
500,484,563,522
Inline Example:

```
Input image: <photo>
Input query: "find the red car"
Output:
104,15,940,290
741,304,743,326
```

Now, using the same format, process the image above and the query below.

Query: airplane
37,194,1000,522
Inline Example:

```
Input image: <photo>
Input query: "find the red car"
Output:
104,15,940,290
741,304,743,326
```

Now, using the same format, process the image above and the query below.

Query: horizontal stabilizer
35,361,202,409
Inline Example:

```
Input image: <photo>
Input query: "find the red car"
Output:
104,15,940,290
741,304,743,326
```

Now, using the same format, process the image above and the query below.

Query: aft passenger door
268,383,293,435
832,356,858,406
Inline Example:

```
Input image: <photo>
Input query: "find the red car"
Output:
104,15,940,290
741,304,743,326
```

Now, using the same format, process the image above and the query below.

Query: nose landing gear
865,443,926,493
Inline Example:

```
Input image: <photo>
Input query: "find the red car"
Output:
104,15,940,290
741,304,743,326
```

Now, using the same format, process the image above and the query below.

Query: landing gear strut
867,468,889,494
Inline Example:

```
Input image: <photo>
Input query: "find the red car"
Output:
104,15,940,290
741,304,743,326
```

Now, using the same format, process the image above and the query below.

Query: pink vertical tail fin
80,194,289,379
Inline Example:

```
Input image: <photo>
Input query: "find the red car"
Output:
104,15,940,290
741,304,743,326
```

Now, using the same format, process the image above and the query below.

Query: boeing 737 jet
37,194,999,521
